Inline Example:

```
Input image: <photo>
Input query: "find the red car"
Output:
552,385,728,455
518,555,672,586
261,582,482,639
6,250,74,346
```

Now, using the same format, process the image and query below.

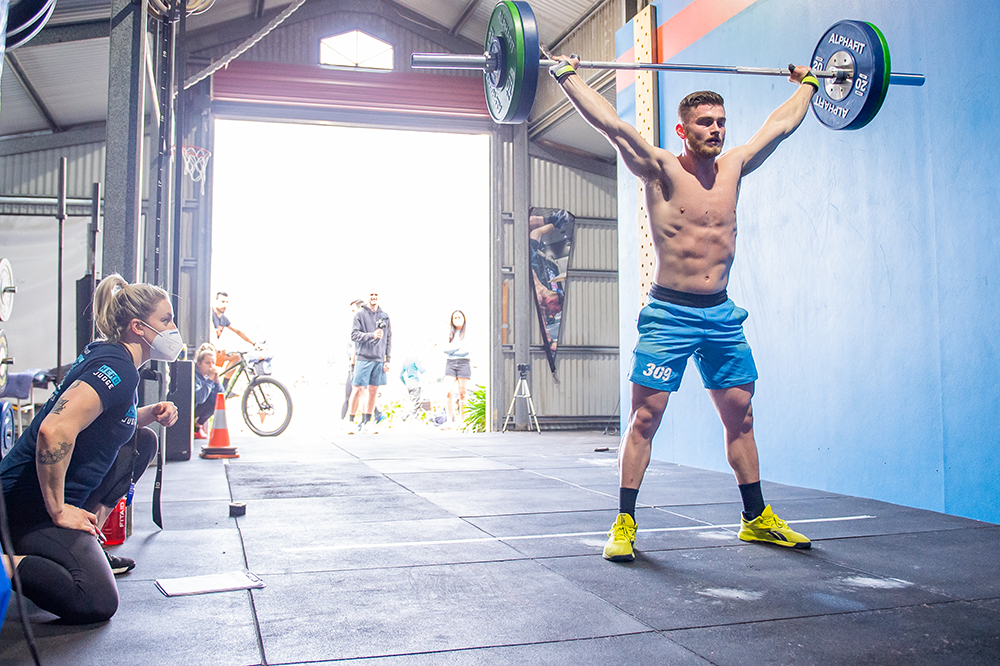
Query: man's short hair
678,91,725,122
215,291,228,299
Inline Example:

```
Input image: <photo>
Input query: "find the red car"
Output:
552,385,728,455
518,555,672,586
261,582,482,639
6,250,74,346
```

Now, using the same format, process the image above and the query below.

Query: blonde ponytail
92,274,169,343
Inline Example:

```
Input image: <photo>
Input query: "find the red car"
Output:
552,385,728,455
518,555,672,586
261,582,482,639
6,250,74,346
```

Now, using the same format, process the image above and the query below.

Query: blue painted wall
615,0,1000,523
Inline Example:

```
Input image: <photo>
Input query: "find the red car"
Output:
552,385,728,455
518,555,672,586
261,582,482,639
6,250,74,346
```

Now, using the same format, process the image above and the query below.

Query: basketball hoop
178,145,212,196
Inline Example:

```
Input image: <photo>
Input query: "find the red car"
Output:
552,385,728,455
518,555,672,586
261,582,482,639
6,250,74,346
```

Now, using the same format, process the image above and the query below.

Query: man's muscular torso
645,150,743,295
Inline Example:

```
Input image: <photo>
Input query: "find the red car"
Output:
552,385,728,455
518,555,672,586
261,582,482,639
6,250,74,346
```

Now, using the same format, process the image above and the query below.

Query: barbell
411,0,925,130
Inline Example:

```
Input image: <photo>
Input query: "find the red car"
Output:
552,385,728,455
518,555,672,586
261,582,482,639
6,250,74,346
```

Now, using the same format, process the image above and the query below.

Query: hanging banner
528,207,575,378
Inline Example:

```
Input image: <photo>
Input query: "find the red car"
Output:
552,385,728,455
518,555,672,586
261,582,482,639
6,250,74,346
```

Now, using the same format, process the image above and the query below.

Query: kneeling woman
0,274,180,623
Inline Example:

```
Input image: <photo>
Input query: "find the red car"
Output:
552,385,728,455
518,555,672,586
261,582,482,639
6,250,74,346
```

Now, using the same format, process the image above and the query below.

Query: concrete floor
2,419,999,665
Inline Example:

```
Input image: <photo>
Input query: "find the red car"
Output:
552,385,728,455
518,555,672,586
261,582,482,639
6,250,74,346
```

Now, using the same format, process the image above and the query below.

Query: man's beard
690,136,722,157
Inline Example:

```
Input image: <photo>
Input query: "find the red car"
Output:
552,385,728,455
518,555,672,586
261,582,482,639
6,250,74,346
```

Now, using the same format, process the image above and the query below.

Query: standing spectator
193,343,224,440
442,310,472,426
348,292,391,434
211,291,256,380
342,299,364,423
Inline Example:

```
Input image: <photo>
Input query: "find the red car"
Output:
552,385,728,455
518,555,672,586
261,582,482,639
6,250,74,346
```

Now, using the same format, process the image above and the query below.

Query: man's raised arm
736,65,818,176
551,56,661,181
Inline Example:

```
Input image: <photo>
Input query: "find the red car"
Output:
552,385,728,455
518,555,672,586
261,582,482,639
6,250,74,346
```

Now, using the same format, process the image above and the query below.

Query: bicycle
217,348,293,437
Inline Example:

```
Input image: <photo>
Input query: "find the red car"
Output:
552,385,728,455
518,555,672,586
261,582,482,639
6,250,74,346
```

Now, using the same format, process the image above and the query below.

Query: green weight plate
484,1,540,124
860,22,892,130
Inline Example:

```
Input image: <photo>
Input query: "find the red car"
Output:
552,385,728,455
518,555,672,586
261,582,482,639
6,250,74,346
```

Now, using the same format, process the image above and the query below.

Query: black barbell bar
411,53,925,87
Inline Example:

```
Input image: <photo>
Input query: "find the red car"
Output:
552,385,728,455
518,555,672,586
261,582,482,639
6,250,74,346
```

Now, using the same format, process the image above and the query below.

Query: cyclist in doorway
211,291,257,382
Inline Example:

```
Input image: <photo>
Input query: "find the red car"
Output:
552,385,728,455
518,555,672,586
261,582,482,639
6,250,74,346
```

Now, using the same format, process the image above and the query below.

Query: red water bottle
101,498,127,545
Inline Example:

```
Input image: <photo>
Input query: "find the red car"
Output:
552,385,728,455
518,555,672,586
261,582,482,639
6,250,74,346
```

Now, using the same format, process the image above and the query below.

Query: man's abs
647,202,737,293
646,163,740,293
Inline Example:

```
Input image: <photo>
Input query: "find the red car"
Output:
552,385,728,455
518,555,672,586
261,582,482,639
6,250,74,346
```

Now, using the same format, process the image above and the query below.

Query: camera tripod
502,364,541,433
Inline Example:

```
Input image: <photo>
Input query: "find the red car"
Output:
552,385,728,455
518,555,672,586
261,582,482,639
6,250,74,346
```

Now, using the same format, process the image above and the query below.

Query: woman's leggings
7,427,157,623
194,396,216,427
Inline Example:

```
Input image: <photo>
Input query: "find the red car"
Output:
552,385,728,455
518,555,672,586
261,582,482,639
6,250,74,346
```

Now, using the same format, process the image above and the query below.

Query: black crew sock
361,414,372,425
348,415,355,423
739,481,766,521
619,487,639,519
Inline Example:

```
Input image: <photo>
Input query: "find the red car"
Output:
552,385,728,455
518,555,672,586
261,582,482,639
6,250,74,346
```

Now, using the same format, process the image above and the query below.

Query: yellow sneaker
738,505,811,549
603,513,637,562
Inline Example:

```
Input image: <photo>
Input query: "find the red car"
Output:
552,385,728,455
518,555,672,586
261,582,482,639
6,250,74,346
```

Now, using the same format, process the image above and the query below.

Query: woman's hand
52,503,101,538
151,401,178,427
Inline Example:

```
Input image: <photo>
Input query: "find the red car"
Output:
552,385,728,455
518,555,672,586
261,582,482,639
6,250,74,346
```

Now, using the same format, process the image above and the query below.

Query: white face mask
139,321,185,362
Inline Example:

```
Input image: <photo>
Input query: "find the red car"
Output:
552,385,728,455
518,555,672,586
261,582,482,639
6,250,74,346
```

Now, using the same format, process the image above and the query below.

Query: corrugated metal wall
503,350,620,420
500,148,620,428
503,143,618,217
0,141,106,197
531,0,625,122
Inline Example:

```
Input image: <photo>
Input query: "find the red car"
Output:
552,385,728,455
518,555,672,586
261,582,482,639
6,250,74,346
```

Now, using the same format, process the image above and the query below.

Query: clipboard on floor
155,571,266,597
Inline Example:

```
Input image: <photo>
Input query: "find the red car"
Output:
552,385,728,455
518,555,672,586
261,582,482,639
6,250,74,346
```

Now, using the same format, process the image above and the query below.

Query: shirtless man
550,56,819,561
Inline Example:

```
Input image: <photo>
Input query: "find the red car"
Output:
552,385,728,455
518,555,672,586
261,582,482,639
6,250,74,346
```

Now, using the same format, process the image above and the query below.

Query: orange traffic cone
200,393,239,459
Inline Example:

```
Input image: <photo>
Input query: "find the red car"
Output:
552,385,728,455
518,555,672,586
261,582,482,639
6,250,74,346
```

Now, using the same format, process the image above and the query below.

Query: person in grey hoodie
347,291,391,433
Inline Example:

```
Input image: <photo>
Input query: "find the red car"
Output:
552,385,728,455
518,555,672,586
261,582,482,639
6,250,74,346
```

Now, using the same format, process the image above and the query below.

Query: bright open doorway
211,119,490,433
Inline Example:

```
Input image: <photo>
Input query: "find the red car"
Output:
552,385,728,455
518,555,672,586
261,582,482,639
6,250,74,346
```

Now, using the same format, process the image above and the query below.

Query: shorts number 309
642,363,672,381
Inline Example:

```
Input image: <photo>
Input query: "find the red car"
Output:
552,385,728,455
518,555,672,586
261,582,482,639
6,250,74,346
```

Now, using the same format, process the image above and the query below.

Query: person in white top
442,310,471,425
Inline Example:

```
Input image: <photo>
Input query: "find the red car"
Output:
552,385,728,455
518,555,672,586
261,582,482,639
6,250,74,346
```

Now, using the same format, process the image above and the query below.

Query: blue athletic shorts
629,296,758,392
352,359,386,387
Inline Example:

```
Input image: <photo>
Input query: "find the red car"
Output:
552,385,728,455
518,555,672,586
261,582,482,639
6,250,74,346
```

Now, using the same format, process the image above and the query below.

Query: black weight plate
0,258,13,322
1,401,13,458
484,1,540,124
4,0,56,50
0,401,14,458
5,0,52,38
810,20,889,131
0,329,7,394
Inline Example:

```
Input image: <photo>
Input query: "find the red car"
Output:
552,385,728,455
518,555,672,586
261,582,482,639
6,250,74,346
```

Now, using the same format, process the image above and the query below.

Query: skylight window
319,31,394,70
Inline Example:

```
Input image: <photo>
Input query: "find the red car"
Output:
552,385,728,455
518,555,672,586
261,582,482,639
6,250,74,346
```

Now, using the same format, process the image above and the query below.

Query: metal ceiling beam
547,0,609,51
184,0,480,57
527,140,616,180
378,0,480,52
3,52,63,133
0,122,106,157
184,0,310,89
449,0,480,36
29,20,110,46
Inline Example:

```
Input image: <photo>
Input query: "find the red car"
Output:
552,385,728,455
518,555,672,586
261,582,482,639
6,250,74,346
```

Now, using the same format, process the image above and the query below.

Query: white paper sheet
155,571,265,597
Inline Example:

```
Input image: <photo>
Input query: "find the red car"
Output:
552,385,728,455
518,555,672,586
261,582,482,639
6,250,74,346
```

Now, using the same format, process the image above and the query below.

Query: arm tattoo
37,441,73,465
50,381,83,415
